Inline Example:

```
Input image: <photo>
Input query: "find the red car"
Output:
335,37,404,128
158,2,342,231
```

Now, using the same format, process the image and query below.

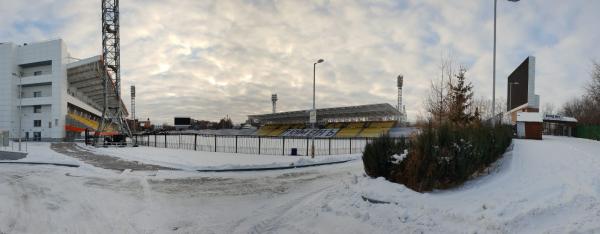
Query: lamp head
316,59,324,63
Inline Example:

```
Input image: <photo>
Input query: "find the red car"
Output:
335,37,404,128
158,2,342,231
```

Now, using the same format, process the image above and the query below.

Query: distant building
516,112,542,140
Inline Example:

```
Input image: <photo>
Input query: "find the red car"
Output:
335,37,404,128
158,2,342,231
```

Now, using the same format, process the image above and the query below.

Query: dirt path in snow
50,143,175,171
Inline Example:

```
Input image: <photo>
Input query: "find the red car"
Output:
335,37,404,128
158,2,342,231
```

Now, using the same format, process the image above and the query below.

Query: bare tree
425,53,456,124
587,61,600,104
472,96,507,124
561,61,600,124
542,102,555,115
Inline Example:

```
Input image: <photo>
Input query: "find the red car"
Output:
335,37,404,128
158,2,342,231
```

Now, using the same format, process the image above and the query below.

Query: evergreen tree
447,68,475,125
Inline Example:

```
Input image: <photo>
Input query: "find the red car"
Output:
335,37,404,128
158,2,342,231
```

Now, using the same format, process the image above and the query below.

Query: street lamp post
12,73,23,151
492,0,520,126
311,59,324,158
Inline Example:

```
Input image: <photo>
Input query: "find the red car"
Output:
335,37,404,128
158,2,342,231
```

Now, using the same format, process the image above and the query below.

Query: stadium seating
358,121,396,137
68,113,99,129
256,124,278,136
255,121,397,137
67,112,117,132
335,122,366,137
266,124,291,136
326,122,345,128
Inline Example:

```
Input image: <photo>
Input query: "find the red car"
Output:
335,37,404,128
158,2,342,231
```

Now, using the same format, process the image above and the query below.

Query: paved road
50,143,175,171
0,151,26,160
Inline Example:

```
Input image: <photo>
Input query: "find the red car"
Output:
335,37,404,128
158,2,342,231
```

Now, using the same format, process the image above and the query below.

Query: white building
0,39,126,141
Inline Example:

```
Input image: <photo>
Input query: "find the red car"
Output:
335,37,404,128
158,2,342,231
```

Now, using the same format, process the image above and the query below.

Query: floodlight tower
97,0,131,140
131,85,136,127
397,75,406,123
271,94,278,113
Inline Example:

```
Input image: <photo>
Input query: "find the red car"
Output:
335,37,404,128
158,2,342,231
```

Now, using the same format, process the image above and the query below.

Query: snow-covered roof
543,114,577,123
248,103,400,124
517,112,542,122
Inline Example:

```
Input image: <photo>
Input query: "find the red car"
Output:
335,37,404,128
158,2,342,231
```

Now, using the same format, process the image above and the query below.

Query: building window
49,121,52,128
34,71,42,76
34,120,42,127
33,105,42,113
33,91,42,98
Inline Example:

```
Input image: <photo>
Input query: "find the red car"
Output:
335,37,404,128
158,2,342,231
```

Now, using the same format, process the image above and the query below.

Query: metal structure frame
397,75,407,124
97,0,131,139
271,94,277,114
130,85,135,119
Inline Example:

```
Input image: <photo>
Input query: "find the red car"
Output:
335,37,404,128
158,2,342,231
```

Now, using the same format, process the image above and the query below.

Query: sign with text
309,111,316,124
281,128,339,138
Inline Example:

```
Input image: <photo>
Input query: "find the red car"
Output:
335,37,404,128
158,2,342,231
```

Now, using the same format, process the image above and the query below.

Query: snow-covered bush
362,135,407,178
392,122,512,192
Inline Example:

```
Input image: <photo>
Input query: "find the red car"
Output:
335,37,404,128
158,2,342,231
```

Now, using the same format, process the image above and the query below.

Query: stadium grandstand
248,103,402,138
65,55,127,139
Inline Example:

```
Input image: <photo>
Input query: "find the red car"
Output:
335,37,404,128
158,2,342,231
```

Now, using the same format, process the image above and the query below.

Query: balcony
18,97,53,106
19,74,53,86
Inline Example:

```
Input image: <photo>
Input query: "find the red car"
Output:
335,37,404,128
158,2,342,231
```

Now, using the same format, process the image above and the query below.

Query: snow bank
316,136,600,233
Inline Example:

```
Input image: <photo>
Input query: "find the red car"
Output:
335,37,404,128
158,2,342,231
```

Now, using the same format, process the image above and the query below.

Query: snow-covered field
90,145,360,171
1,136,600,233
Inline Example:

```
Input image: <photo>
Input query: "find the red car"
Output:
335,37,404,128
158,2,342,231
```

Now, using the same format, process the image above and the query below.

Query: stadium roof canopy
248,103,400,124
66,56,128,116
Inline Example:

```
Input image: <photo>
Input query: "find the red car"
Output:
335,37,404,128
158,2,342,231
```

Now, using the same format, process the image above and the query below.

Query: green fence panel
576,125,600,141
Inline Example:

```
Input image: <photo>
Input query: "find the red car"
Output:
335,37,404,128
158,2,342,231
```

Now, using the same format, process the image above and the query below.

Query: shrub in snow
392,122,513,192
362,135,407,178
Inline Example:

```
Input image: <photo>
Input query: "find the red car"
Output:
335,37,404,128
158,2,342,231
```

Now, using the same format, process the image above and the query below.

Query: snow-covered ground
89,145,360,171
1,136,600,233
1,141,81,166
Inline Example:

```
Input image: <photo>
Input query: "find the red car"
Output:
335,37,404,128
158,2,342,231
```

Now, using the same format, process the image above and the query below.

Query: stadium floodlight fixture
492,0,520,126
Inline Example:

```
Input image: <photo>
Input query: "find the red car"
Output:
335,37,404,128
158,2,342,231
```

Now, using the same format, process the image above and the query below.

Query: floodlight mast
98,0,131,144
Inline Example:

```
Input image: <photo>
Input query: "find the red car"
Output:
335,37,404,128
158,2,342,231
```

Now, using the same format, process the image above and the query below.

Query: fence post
194,134,197,151
154,135,157,147
306,137,309,156
178,134,181,149
147,135,150,146
349,137,352,154
214,135,217,152
235,135,238,153
282,136,285,156
329,138,331,155
165,134,167,148
258,136,261,155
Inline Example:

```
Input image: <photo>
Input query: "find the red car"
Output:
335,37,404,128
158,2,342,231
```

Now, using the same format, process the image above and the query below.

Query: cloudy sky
1,0,599,124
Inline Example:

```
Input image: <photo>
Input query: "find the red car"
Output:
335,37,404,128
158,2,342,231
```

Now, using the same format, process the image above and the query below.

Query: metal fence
576,125,600,141
131,134,406,156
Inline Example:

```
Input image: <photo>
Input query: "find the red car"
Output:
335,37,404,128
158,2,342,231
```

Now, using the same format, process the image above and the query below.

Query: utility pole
493,0,520,126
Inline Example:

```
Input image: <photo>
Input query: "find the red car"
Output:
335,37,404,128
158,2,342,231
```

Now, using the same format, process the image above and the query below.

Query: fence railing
130,134,406,156
576,125,600,141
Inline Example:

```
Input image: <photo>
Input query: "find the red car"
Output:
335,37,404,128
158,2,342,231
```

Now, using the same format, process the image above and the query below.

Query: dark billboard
507,57,530,111
174,117,191,125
